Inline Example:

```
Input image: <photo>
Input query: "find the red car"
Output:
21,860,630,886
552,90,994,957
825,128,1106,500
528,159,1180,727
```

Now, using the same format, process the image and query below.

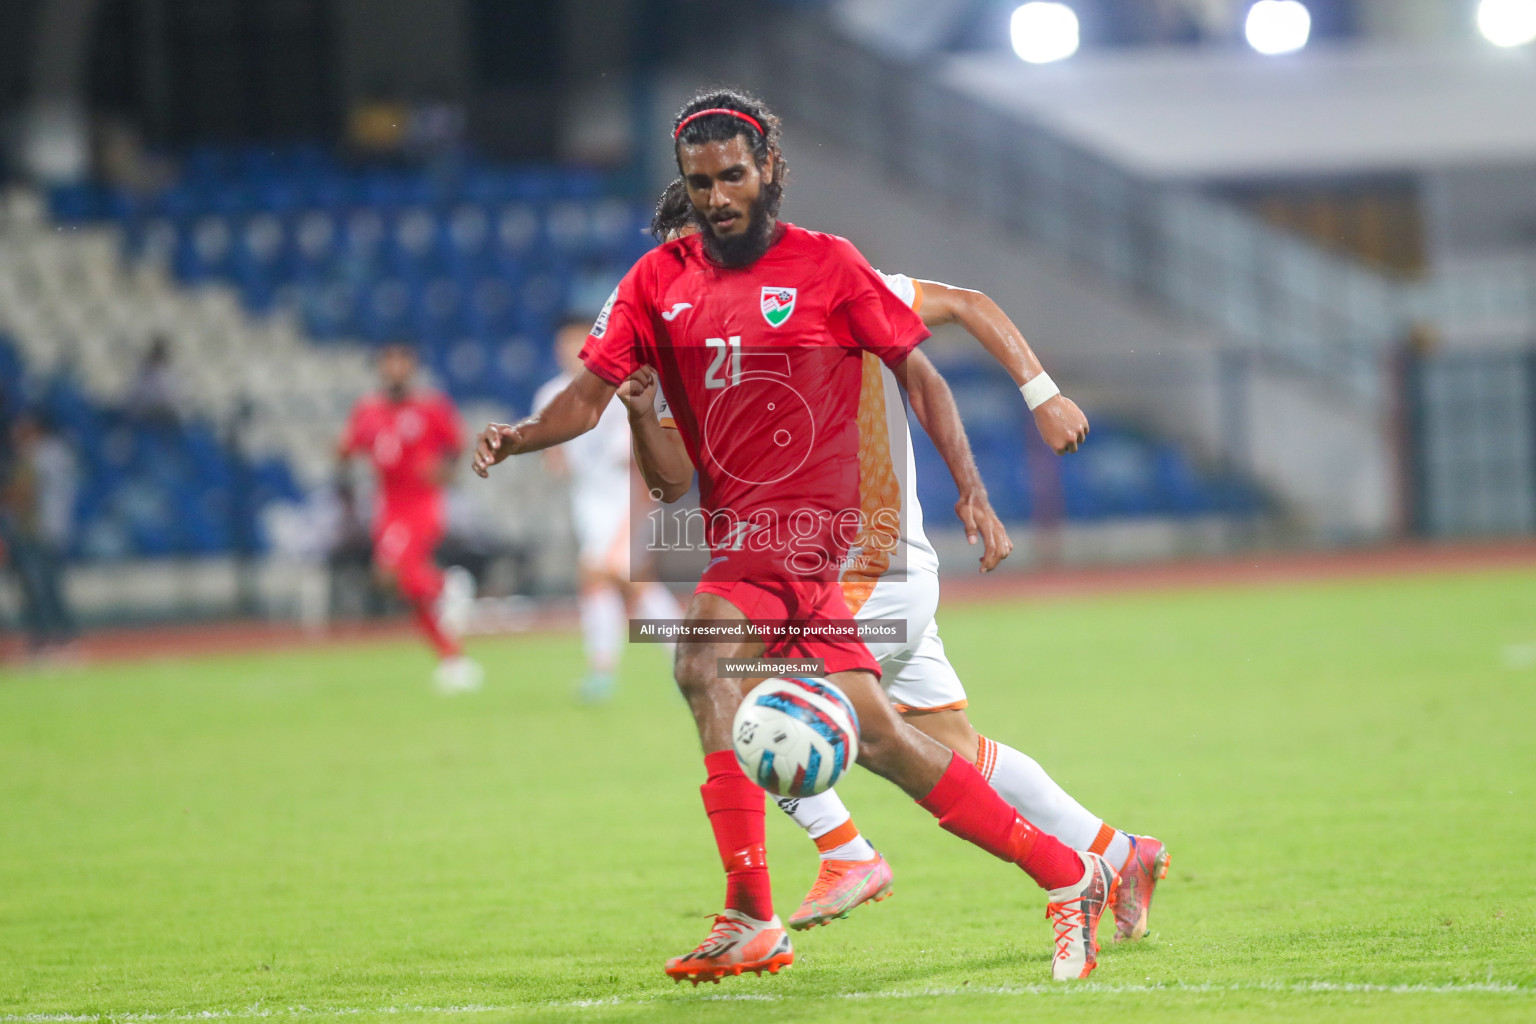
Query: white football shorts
573,495,630,577
853,568,968,713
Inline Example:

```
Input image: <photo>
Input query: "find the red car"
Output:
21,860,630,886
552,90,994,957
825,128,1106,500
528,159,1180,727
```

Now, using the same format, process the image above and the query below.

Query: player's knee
395,570,435,604
849,705,907,771
904,709,980,764
853,732,908,779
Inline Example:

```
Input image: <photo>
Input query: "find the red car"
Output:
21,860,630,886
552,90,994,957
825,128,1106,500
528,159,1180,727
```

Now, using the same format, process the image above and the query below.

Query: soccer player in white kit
533,318,683,701
623,190,1169,945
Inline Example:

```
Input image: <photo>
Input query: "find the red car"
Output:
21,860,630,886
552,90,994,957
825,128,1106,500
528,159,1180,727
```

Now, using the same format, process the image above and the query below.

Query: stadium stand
0,143,1264,572
913,362,1265,524
0,331,295,559
1,149,648,565
45,145,653,416
0,211,315,560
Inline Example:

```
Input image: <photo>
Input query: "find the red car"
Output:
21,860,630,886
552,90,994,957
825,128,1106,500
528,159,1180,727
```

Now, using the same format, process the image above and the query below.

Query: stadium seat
15,142,1268,569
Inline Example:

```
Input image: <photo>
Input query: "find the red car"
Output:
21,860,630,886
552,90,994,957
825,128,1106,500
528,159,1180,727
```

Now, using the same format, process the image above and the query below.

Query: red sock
410,597,460,659
917,752,1084,892
700,750,773,920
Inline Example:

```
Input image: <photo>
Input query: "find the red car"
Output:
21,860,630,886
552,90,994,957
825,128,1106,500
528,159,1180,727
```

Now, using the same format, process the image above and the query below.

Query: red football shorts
694,573,881,679
373,502,444,603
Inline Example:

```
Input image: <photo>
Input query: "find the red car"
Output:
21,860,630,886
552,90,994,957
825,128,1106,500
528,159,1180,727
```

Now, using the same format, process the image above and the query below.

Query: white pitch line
3,982,1531,1022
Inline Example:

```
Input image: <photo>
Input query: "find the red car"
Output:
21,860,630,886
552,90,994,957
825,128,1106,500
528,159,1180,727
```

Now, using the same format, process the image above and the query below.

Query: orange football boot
787,853,894,930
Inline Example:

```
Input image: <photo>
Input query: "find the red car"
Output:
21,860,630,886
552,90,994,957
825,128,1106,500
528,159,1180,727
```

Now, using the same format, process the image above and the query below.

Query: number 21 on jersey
704,336,741,389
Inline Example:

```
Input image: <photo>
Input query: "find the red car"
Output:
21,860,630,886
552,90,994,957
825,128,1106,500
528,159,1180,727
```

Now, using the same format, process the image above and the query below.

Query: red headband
673,108,765,141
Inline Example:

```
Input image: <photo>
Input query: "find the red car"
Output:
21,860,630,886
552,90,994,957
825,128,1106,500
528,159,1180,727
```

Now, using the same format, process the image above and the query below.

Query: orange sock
813,819,863,856
1088,823,1116,855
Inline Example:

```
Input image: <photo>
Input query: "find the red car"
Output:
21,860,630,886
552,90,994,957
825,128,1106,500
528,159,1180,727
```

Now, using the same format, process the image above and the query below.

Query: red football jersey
580,224,928,580
341,390,463,512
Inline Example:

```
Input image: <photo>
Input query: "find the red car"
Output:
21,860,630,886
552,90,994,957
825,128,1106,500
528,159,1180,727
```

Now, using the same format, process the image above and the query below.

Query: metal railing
1407,349,1536,536
769,19,1536,408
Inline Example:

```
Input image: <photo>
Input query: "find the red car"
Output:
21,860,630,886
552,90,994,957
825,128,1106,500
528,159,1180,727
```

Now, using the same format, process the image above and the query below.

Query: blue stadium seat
357,278,412,343
0,339,24,404
49,183,105,223
464,276,517,337
413,277,466,339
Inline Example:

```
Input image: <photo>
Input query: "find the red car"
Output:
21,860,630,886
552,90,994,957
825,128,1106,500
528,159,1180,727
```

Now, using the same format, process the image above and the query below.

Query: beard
700,188,777,269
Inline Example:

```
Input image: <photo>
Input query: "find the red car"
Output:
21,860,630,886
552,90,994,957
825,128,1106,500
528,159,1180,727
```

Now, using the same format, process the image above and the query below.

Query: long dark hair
651,178,693,241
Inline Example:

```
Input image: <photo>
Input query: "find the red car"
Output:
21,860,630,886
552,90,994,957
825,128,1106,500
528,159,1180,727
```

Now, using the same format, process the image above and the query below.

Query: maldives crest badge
761,286,797,328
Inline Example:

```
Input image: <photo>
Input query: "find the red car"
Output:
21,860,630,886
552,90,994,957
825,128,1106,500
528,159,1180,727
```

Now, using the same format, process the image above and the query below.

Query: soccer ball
732,677,860,797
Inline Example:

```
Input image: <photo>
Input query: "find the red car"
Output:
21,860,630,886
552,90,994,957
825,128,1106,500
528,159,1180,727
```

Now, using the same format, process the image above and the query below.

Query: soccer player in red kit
472,90,1115,983
339,343,481,694
638,182,1168,945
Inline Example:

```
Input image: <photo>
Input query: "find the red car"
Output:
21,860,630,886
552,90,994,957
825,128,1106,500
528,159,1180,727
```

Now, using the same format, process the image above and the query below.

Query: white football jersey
533,371,632,523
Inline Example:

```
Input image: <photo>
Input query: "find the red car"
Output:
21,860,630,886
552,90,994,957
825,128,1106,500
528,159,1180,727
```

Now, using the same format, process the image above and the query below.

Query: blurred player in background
0,413,80,658
533,317,683,702
645,181,1169,944
338,343,480,695
474,88,1117,984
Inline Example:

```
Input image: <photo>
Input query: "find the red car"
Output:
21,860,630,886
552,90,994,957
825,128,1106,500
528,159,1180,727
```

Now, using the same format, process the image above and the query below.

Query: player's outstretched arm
616,366,695,503
896,349,1013,573
917,280,1089,455
471,368,616,477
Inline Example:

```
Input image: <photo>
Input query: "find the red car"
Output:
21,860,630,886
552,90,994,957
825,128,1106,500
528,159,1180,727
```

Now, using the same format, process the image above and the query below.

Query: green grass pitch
2,566,1534,1023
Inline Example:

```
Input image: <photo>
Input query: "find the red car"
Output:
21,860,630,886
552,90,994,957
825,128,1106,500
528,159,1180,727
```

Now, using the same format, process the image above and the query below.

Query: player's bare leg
828,672,956,794
667,583,887,930
665,591,791,984
672,591,764,751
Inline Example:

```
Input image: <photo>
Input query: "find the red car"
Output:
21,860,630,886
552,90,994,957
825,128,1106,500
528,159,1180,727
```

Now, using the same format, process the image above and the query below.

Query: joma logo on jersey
760,287,797,328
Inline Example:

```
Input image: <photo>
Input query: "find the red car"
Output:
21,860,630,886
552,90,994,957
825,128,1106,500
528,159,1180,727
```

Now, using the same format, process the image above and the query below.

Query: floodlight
1478,0,1536,48
1010,3,1080,64
1245,1,1311,55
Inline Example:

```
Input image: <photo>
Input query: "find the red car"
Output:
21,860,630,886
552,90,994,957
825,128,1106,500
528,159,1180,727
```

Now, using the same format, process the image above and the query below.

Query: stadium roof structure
941,44,1536,179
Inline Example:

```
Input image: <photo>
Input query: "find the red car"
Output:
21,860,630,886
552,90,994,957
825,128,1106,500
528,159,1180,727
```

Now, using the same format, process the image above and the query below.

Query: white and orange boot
664,909,794,985
1047,851,1117,981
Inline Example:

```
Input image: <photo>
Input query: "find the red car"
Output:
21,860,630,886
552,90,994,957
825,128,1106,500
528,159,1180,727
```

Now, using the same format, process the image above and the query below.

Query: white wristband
1021,372,1060,411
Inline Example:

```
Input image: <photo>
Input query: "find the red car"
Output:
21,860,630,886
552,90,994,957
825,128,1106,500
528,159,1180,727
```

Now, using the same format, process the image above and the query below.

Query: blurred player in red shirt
338,343,481,694
472,90,1114,983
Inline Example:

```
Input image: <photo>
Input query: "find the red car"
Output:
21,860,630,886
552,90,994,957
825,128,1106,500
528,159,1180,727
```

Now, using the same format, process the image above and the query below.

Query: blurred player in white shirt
533,318,683,701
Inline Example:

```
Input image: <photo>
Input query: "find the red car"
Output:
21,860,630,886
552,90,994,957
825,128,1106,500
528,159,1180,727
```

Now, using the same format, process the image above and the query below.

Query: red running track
3,540,1533,668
